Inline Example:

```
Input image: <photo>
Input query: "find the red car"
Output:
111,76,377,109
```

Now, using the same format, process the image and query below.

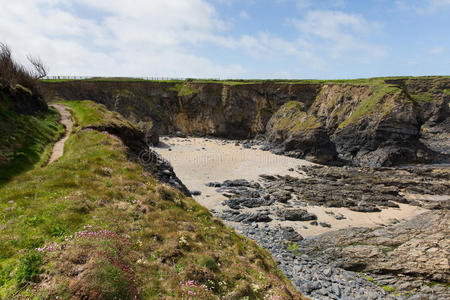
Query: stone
277,209,317,221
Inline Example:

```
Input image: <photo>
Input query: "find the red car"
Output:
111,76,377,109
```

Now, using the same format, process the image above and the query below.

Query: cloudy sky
1,0,449,79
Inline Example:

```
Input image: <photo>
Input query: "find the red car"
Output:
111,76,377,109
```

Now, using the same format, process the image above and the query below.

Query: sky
0,0,449,79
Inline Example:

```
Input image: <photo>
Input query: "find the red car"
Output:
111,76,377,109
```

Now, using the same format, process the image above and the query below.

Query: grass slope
0,101,303,299
0,89,63,185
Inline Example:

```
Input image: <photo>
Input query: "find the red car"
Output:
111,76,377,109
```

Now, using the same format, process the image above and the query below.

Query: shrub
0,42,48,94
16,251,43,285
199,255,219,271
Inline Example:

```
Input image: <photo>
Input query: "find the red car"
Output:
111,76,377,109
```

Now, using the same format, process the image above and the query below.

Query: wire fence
43,76,222,81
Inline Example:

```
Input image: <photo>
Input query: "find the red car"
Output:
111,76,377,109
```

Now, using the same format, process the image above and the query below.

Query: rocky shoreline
206,165,449,299
152,136,449,299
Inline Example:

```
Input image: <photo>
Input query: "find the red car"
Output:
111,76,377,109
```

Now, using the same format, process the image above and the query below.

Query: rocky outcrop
40,77,449,166
267,80,449,166
1,83,47,115
298,211,449,294
266,101,338,163
40,80,321,139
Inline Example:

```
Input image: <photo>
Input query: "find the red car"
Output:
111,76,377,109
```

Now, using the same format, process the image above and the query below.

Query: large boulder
266,101,338,163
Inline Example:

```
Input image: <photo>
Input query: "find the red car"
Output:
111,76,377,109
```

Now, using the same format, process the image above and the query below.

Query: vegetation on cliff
0,44,62,185
272,101,322,133
337,85,402,129
0,90,62,184
0,100,303,299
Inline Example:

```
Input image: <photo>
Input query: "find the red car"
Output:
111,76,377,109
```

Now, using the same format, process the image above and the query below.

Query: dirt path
48,104,73,165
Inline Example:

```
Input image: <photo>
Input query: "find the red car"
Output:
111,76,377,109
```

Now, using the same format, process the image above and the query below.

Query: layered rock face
266,79,449,166
40,80,320,139
40,77,449,166
265,101,338,163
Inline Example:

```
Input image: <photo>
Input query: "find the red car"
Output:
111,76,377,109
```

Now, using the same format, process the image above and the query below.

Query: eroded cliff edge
40,77,450,166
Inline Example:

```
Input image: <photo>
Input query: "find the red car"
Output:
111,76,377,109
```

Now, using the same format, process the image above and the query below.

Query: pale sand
154,137,428,237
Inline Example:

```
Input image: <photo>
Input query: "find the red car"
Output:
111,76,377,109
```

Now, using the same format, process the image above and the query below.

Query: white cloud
291,10,387,61
429,46,445,55
0,0,245,77
239,10,250,19
396,0,450,14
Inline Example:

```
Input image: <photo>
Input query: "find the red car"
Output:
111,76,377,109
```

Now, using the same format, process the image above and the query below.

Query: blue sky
0,0,449,79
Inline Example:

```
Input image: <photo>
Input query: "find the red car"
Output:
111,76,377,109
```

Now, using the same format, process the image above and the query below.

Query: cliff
40,77,450,166
0,83,61,183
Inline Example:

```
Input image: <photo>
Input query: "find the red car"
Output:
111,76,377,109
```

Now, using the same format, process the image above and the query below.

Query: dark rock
280,226,304,242
277,209,317,221
224,197,275,209
266,101,338,164
349,206,381,213
271,191,292,203
174,131,187,138
222,179,251,187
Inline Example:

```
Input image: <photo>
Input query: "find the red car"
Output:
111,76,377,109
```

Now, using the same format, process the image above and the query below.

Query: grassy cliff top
0,100,303,299
41,76,450,86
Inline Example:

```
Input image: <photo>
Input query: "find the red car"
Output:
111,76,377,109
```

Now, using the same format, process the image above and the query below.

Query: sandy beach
154,137,428,237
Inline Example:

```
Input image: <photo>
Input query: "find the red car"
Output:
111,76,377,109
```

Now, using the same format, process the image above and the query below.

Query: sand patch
154,137,428,237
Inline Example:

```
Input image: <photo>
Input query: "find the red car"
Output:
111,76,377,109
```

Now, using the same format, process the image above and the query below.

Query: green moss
169,83,197,97
338,85,401,129
383,285,396,292
115,88,133,98
411,92,435,102
444,89,450,96
275,101,321,133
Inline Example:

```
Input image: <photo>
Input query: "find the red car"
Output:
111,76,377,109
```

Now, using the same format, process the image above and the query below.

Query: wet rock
319,222,332,228
220,210,272,223
280,226,304,242
224,197,275,209
349,205,381,213
222,179,251,187
277,209,317,221
271,191,292,203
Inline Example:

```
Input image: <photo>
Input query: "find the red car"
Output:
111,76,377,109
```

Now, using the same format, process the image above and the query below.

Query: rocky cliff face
40,81,320,139
266,79,449,166
40,77,449,166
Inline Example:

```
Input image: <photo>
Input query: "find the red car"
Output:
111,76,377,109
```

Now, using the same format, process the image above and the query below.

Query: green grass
382,285,396,292
0,100,303,299
0,92,63,185
274,101,322,133
169,83,198,97
411,92,435,102
63,100,137,129
338,85,401,129
444,89,450,96
41,75,450,86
